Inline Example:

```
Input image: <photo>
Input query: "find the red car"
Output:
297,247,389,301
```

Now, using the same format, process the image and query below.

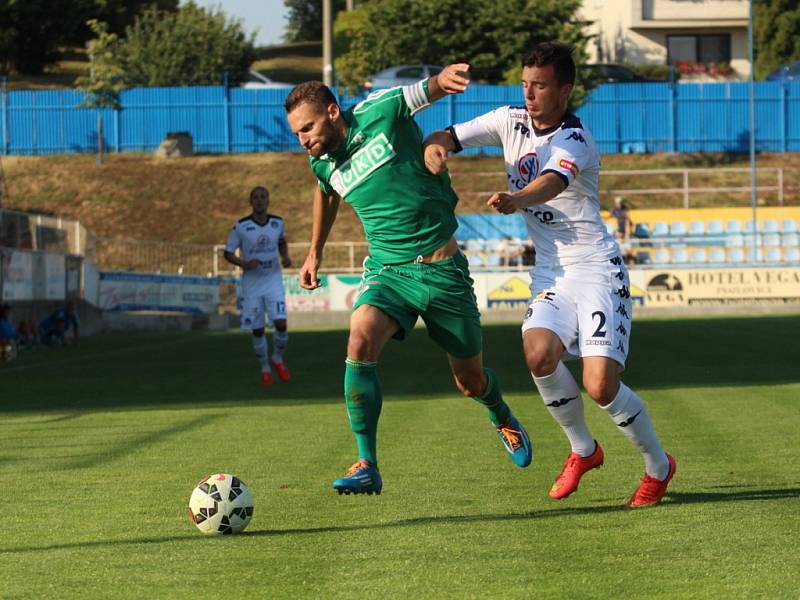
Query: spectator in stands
616,231,635,266
39,301,79,347
497,236,522,267
611,196,632,240
0,304,16,361
521,239,536,266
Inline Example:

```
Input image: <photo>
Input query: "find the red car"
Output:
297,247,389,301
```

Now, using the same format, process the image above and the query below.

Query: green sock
344,358,383,466
472,367,511,426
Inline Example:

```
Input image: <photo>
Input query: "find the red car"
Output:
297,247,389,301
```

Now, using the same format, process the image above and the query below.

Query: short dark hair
284,81,338,114
522,42,576,86
250,186,268,200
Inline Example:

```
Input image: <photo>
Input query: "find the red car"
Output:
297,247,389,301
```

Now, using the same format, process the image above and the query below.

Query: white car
363,64,443,89
241,70,292,88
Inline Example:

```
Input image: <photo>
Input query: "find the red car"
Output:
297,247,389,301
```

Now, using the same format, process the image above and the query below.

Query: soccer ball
188,473,254,535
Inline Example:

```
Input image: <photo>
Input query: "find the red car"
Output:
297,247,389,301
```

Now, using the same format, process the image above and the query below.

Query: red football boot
549,442,605,499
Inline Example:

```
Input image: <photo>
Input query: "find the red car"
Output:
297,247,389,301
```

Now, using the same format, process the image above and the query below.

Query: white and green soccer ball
188,473,254,535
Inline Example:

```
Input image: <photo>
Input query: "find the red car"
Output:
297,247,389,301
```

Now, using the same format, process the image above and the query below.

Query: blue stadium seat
728,248,745,263
651,222,669,238
784,247,800,262
765,248,782,263
783,233,799,247
635,250,651,264
782,219,798,234
689,221,705,236
468,252,485,268
708,248,726,263
745,220,758,233
727,220,742,234
633,223,651,238
690,249,707,263
726,234,744,247
671,248,689,263
486,253,502,267
763,219,779,234
670,221,687,236
653,248,670,264
745,247,763,262
764,234,781,247
707,219,724,235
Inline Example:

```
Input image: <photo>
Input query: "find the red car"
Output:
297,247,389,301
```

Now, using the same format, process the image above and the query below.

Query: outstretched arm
299,187,341,289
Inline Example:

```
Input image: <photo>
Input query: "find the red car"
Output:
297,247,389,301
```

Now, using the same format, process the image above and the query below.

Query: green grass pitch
1,315,798,599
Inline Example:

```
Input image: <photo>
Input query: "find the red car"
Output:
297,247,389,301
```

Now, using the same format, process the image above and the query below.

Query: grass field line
0,336,196,375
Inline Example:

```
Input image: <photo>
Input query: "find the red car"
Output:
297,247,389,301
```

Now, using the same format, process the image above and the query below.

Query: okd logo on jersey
329,133,396,197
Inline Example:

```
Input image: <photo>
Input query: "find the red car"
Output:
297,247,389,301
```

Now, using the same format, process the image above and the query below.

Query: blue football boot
333,459,383,495
496,415,533,468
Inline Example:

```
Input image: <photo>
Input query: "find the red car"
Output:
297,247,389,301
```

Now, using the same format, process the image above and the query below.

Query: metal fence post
778,167,784,206
223,85,231,153
683,170,689,209
670,82,677,153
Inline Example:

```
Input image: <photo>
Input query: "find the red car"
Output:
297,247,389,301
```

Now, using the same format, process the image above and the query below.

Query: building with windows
581,0,749,77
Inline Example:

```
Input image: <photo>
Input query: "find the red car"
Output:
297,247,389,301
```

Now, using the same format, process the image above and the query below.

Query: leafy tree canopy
754,0,800,79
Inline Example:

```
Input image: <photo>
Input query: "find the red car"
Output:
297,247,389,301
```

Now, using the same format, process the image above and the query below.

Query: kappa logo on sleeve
558,158,579,177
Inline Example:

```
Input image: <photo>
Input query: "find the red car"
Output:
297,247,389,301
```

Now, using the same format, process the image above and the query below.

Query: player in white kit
423,43,676,507
224,186,292,386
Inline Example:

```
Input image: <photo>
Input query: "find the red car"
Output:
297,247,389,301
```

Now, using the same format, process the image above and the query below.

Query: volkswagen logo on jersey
509,152,539,190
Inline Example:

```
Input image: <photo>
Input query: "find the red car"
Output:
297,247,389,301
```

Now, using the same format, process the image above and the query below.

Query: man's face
287,101,343,158
521,64,572,126
250,188,270,213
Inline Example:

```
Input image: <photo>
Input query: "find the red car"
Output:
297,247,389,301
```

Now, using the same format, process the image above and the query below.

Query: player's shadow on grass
1,315,798,412
3,486,798,555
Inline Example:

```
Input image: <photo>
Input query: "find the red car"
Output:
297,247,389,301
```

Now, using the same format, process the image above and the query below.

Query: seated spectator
521,240,536,267
616,231,635,266
611,196,633,240
16,318,39,350
497,236,524,267
39,301,80,347
0,304,16,361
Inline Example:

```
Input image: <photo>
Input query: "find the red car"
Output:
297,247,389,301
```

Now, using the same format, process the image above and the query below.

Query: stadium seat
468,253,486,268
690,249,707,263
726,234,744,247
651,222,669,238
763,219,779,234
486,253,502,267
781,220,798,234
633,223,651,238
671,248,689,263
707,219,724,235
745,247,763,262
708,248,726,263
635,250,651,264
728,248,745,263
782,233,799,247
727,220,742,234
784,247,800,262
689,221,705,236
670,221,687,237
764,234,781,247
765,248,782,263
745,220,758,233
653,248,670,264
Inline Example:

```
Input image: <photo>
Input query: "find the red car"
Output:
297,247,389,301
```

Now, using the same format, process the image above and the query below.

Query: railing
0,208,94,256
451,167,788,209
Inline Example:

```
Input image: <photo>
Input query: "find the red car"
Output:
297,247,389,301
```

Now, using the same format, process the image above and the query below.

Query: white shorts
521,256,632,367
239,289,287,330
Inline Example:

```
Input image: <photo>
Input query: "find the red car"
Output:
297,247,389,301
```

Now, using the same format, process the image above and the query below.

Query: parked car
363,64,443,89
766,61,800,82
581,64,658,84
241,70,292,88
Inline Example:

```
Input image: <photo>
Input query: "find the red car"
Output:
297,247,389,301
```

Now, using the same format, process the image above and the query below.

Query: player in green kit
285,64,532,495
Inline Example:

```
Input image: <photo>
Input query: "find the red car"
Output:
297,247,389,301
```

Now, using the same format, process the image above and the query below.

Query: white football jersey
225,214,286,297
451,107,617,267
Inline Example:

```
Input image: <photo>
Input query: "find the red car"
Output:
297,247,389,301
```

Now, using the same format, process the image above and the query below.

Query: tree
85,2,256,87
76,20,125,164
0,0,92,74
754,0,800,79
284,0,346,43
334,0,591,106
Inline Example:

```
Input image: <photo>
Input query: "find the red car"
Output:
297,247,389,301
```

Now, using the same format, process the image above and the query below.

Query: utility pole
323,0,334,86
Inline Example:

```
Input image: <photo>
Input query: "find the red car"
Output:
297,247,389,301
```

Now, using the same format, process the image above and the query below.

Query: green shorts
352,252,483,359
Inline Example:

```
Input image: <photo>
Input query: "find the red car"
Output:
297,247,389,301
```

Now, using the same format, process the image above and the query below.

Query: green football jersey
309,81,459,264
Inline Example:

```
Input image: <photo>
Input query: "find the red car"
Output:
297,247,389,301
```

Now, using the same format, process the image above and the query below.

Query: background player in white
423,42,676,508
224,186,292,386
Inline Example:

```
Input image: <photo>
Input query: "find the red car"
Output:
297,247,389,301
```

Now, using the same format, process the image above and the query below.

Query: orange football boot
626,453,676,508
549,442,604,499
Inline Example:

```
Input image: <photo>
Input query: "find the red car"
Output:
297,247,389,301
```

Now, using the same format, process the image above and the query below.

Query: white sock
272,330,288,364
533,362,595,457
251,335,270,372
603,382,669,480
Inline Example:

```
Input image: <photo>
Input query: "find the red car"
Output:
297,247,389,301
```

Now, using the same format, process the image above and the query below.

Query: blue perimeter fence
2,81,800,156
